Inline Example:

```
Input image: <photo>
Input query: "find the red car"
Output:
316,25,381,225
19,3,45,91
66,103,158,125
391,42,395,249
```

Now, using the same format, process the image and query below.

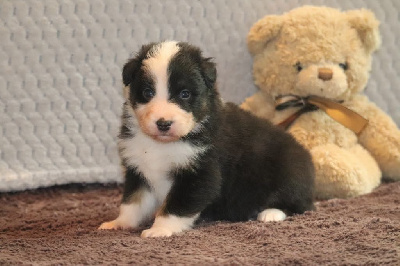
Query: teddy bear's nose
318,68,333,81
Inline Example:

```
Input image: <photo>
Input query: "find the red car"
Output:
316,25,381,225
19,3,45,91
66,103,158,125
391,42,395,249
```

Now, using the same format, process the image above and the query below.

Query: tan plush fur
241,6,400,199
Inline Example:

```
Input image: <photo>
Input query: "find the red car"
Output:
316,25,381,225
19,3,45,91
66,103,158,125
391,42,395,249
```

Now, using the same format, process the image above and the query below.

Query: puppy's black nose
156,118,173,132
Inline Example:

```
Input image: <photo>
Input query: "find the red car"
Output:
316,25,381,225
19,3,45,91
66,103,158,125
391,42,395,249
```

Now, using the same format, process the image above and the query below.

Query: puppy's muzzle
156,118,173,132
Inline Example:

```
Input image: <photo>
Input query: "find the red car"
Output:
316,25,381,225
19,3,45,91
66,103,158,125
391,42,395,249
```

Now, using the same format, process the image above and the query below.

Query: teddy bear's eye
295,62,303,72
339,62,348,71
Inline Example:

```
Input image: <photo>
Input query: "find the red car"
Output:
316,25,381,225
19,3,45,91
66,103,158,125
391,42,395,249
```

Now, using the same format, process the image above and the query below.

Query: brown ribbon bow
275,95,369,135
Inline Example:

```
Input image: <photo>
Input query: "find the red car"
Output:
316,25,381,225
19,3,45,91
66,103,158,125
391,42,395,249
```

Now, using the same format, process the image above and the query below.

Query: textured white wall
1,0,399,191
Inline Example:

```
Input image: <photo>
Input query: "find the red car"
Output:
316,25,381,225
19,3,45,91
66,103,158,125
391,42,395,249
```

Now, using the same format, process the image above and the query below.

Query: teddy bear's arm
240,91,275,120
351,95,400,180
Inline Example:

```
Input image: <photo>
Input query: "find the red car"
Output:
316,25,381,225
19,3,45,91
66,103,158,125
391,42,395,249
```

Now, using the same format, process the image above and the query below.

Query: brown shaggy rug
1,181,399,265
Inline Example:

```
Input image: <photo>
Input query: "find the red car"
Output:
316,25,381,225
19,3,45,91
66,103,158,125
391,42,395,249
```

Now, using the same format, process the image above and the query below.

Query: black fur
201,103,315,221
121,168,149,203
119,42,314,223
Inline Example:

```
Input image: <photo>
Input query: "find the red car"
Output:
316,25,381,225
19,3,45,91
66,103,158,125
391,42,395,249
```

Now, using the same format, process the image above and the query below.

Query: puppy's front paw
141,227,173,238
257,208,287,222
141,214,198,238
98,220,120,230
98,219,133,230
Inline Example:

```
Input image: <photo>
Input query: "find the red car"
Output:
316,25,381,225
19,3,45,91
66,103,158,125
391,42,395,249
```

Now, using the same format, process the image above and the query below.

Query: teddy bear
241,6,400,199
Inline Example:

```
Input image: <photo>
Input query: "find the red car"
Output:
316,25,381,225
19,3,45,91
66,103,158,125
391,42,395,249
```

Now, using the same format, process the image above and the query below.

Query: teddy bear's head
247,6,381,101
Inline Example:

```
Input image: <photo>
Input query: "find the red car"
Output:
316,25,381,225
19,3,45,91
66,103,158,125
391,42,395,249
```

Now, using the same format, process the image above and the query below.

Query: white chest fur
118,130,205,203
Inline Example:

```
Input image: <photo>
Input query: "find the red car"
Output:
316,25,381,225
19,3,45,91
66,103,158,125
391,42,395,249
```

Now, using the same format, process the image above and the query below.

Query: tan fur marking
155,201,167,217
135,100,195,142
126,188,146,204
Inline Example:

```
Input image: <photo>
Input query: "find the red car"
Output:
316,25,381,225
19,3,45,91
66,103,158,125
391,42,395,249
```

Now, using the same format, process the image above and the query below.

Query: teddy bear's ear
346,9,381,53
247,15,283,56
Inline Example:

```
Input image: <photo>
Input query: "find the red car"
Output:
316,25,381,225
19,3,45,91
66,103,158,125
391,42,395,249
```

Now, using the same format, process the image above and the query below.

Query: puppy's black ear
201,58,217,88
122,43,156,86
122,58,139,86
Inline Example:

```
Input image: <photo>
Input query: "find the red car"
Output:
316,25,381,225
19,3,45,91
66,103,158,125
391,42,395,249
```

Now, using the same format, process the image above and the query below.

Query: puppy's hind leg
257,208,287,222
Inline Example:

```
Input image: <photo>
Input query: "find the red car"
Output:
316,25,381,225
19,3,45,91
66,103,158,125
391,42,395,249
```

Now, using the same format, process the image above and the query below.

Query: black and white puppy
99,41,315,238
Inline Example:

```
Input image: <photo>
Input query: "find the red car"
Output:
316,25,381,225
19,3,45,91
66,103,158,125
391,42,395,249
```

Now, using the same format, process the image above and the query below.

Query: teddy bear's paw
257,208,287,222
312,144,381,199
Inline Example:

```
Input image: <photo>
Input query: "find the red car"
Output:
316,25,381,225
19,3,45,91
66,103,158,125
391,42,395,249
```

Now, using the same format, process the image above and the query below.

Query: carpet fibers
1,182,399,265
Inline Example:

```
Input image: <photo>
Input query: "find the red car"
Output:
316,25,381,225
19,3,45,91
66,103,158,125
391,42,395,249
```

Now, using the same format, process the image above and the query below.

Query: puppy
99,41,315,238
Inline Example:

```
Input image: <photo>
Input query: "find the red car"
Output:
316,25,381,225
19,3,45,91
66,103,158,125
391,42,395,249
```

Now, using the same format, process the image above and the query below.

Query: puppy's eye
295,62,303,72
179,90,191,100
339,62,348,71
142,88,155,100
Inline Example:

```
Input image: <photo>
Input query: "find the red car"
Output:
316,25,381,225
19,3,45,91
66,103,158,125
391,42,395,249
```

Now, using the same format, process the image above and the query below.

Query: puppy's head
122,41,217,143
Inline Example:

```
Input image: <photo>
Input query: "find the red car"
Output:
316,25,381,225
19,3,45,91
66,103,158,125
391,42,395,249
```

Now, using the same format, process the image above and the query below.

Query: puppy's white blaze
118,129,207,203
257,208,287,222
143,41,180,101
141,214,200,238
98,191,157,230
